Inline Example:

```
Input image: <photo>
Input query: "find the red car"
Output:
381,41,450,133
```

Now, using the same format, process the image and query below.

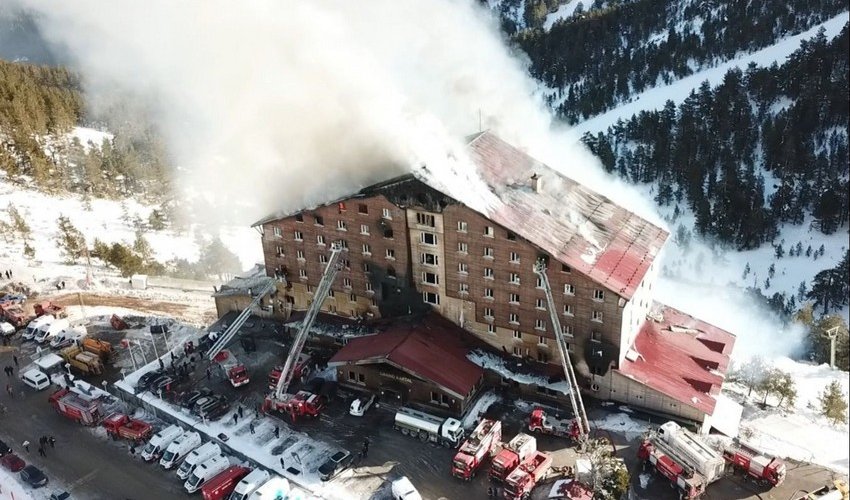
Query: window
509,293,520,304
422,272,439,285
536,276,544,288
457,221,467,232
382,208,392,219
567,342,575,353
315,215,324,226
564,283,575,295
487,324,496,334
484,226,494,237
358,203,368,214
538,336,547,345
535,298,546,310
385,249,396,260
349,293,357,302
362,243,371,255
509,313,519,325
562,325,573,337
484,288,494,299
483,247,494,259
327,289,335,298
276,245,284,257
512,346,527,357
458,262,468,274
459,283,469,294
383,228,394,239
513,330,522,340
337,220,347,231
363,263,370,273
316,235,325,245
509,252,520,263
319,254,328,264
299,269,307,279
420,232,437,245
483,307,494,319
535,319,546,331
421,253,438,266
593,289,605,301
591,331,602,342
338,202,346,213
423,292,440,305
509,273,521,285
366,282,374,292
294,231,303,241
387,267,397,279
348,371,357,382
457,242,468,253
343,278,352,288
507,231,517,241
360,224,369,235
537,351,549,363
416,213,435,227
273,226,282,238
370,298,378,306
484,267,494,279
561,264,571,273
592,311,603,323
295,214,304,223
296,250,305,260
563,304,574,316
307,285,313,293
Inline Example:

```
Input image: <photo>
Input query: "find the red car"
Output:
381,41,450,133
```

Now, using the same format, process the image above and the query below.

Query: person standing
273,426,279,439
12,355,17,368
249,422,255,434
22,440,29,452
38,446,46,457
49,436,56,448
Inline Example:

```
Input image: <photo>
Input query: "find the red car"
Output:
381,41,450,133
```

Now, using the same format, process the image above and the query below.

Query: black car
136,370,163,391
192,395,217,415
20,465,48,488
198,395,230,421
179,388,213,409
318,450,352,481
0,438,11,456
49,492,71,500
150,375,175,393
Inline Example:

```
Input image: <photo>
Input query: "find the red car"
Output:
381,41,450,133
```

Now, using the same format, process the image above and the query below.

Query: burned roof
617,302,736,415
328,313,484,397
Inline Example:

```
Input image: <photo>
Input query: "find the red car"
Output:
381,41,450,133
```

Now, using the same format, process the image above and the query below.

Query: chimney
530,173,542,193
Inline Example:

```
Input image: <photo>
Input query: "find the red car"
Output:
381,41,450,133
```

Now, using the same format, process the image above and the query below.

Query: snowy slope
543,1,583,30
569,12,850,136
70,126,113,151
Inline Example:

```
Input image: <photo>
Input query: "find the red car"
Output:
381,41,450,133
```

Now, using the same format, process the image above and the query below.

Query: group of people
2,269,12,280
21,435,56,458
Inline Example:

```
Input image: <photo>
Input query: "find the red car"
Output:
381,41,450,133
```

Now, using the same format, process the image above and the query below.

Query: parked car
0,321,16,337
20,465,48,488
136,370,163,391
0,438,12,455
1,453,25,472
179,388,213,409
318,450,353,481
150,375,176,394
198,396,230,421
391,476,422,500
349,394,376,417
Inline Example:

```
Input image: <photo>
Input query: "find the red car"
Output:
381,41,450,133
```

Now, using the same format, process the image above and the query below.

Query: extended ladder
207,278,276,361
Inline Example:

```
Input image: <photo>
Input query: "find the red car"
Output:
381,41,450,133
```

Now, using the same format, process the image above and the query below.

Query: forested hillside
0,59,170,200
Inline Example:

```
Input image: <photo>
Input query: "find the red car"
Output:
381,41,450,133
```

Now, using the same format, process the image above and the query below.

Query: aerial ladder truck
530,259,590,448
263,243,343,422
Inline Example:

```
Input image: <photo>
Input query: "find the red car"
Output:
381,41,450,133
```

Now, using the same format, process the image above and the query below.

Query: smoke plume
17,0,802,358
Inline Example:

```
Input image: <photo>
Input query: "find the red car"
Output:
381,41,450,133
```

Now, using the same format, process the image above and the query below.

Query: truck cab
160,431,202,469
49,325,87,349
177,442,222,480
142,424,183,462
228,468,270,500
184,455,230,493
24,315,53,340
490,433,537,483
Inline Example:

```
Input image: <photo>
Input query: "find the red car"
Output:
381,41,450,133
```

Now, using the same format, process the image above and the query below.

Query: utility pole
826,325,841,369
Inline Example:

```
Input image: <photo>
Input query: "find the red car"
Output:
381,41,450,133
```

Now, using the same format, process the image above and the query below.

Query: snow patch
543,1,583,30
70,126,113,151
467,349,570,395
461,390,501,429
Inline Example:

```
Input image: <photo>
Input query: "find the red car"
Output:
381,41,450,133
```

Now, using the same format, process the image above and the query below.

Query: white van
160,431,202,469
35,318,69,344
0,321,15,337
24,315,54,340
177,442,222,480
49,325,87,349
247,476,290,500
229,469,270,500
21,369,51,391
184,454,229,493
391,477,422,500
141,424,183,462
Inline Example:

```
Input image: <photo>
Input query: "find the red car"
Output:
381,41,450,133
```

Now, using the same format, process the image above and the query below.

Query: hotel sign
379,370,413,384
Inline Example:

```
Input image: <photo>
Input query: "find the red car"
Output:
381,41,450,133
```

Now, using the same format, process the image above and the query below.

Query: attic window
561,264,571,273
507,231,516,241
358,204,368,214
315,215,324,226
295,213,304,223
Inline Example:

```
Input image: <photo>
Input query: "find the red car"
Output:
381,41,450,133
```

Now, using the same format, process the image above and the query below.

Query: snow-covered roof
467,349,569,395
253,132,667,298
213,266,274,298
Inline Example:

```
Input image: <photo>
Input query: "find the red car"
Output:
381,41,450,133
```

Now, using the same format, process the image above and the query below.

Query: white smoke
17,0,803,358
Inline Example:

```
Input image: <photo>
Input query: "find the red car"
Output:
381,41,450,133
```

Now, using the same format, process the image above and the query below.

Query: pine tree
768,263,776,279
23,241,35,260
730,356,769,398
742,262,751,280
774,245,784,258
7,203,30,240
55,214,86,264
818,381,848,425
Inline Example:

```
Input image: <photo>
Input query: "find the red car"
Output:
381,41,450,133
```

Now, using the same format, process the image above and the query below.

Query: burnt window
387,266,397,279
507,231,516,241
358,203,368,214
315,215,324,226
562,264,571,273
295,213,304,223
338,202,346,213
383,228,394,239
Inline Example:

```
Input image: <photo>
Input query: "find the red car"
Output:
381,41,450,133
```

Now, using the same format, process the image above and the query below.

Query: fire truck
722,443,786,486
214,349,250,388
48,388,105,426
489,433,537,483
502,451,553,500
452,419,502,480
263,244,343,421
267,353,312,390
528,408,580,440
102,412,154,443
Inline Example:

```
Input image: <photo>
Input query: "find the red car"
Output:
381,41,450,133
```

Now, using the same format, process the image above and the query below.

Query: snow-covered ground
69,126,113,151
0,468,38,500
727,358,850,475
461,390,501,429
569,11,850,136
543,1,583,30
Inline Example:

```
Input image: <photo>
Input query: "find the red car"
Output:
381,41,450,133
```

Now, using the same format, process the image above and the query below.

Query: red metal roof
329,314,484,397
456,132,667,299
617,302,736,415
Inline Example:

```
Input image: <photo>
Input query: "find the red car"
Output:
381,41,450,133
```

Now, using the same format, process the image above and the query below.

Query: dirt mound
1,281,37,298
